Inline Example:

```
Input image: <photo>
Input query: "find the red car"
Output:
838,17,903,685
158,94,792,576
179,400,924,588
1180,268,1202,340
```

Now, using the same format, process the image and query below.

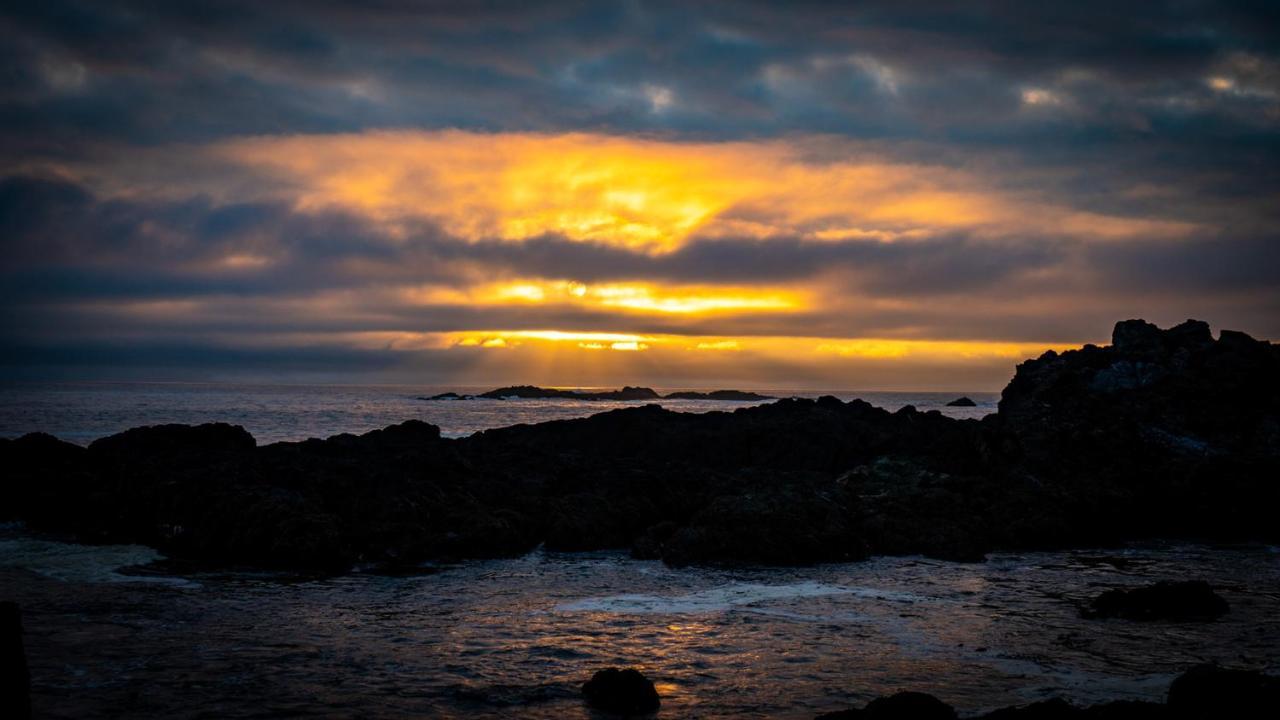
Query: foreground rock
817,666,1278,719
818,691,957,718
421,385,775,401
582,668,660,715
1085,581,1229,621
1166,664,1280,718
1,602,30,720
2,318,1277,572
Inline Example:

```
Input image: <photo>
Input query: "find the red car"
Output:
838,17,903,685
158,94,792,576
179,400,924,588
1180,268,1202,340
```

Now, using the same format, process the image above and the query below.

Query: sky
1,1,1277,390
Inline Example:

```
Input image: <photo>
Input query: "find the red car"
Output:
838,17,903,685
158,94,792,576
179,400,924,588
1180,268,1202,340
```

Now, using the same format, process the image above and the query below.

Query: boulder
0,602,30,720
1166,665,1280,719
818,691,957,719
1085,581,1228,621
945,397,977,407
582,668,660,715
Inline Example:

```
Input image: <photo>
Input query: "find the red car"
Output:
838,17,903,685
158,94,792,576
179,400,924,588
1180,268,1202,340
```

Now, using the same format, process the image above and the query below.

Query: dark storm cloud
1,1,1277,381
2,173,1276,352
2,1,1278,148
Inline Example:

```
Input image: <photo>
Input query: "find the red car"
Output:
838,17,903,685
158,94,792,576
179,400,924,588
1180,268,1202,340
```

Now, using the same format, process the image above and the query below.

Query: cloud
0,2,1276,386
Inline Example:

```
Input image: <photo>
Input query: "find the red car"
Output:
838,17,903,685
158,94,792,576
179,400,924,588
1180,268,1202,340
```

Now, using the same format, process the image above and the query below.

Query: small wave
555,581,917,614
0,537,199,588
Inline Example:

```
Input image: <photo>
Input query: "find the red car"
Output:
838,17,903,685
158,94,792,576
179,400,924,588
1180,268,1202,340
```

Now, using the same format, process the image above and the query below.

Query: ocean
4,534,1278,718
0,381,997,445
4,381,1277,718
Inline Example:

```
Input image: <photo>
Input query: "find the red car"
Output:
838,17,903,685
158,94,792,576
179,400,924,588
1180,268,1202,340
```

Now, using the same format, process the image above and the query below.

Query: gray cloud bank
1,1,1277,384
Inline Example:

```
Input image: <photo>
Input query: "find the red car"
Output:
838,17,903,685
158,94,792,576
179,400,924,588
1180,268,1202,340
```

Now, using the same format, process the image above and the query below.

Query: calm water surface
0,381,997,444
4,536,1278,718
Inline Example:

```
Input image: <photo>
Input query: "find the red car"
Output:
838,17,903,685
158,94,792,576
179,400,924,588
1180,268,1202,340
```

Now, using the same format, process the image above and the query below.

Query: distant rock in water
662,389,774,401
582,668,660,715
478,385,661,401
1084,580,1229,621
420,391,467,400
418,385,775,401
945,396,977,407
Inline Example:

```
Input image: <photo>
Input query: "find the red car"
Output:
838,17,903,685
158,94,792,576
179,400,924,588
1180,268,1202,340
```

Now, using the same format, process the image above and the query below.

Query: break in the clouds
1,1,1277,388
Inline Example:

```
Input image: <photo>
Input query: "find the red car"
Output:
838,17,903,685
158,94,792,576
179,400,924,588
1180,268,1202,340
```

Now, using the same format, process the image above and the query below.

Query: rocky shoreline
2,319,1277,574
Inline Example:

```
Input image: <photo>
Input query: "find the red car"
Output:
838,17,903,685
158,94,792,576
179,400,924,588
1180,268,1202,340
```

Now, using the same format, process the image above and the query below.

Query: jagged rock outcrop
1,319,1276,573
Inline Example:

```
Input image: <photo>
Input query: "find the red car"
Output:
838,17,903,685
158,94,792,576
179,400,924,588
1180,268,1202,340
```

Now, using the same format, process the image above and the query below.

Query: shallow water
0,381,997,445
5,537,1278,718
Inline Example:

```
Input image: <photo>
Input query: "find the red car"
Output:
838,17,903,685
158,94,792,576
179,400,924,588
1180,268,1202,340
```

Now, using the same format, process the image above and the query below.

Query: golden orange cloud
401,280,806,315
205,131,1196,254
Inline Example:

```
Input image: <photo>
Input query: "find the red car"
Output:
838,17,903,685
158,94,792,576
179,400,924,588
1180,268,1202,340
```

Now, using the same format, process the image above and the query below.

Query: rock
1166,665,1280,719
476,385,662,400
4,317,1279,574
663,389,775,401
0,602,31,720
447,385,772,401
582,667,660,715
1085,581,1229,621
976,698,1079,719
818,691,957,719
1083,700,1167,718
945,397,977,407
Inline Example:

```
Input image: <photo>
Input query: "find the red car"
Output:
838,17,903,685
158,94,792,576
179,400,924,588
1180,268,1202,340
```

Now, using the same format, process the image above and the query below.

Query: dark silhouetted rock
1086,581,1228,621
3,318,1278,574
819,691,957,719
0,602,30,720
946,396,977,407
1166,665,1280,718
663,389,775,401
1084,700,1167,718
477,385,661,400
976,698,1168,719
582,667,660,715
445,385,772,401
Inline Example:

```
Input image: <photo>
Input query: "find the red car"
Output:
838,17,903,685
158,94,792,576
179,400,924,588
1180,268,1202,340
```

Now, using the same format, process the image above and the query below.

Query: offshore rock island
421,386,776,401
2,319,1277,574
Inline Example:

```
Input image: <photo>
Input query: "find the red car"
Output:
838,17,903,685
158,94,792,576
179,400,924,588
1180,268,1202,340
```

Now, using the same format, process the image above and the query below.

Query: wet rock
0,602,31,720
582,667,660,715
1084,700,1167,718
977,698,1168,719
1166,664,1280,719
946,397,977,407
818,691,957,719
1085,581,1228,621
976,698,1079,718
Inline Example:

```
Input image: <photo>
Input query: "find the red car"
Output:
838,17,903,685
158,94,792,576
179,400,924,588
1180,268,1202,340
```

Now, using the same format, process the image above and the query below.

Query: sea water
3,536,1278,718
0,381,997,445
4,381,1274,718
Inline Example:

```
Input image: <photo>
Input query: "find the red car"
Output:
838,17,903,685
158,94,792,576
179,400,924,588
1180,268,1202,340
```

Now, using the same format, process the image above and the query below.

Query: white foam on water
555,580,917,614
0,537,198,588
